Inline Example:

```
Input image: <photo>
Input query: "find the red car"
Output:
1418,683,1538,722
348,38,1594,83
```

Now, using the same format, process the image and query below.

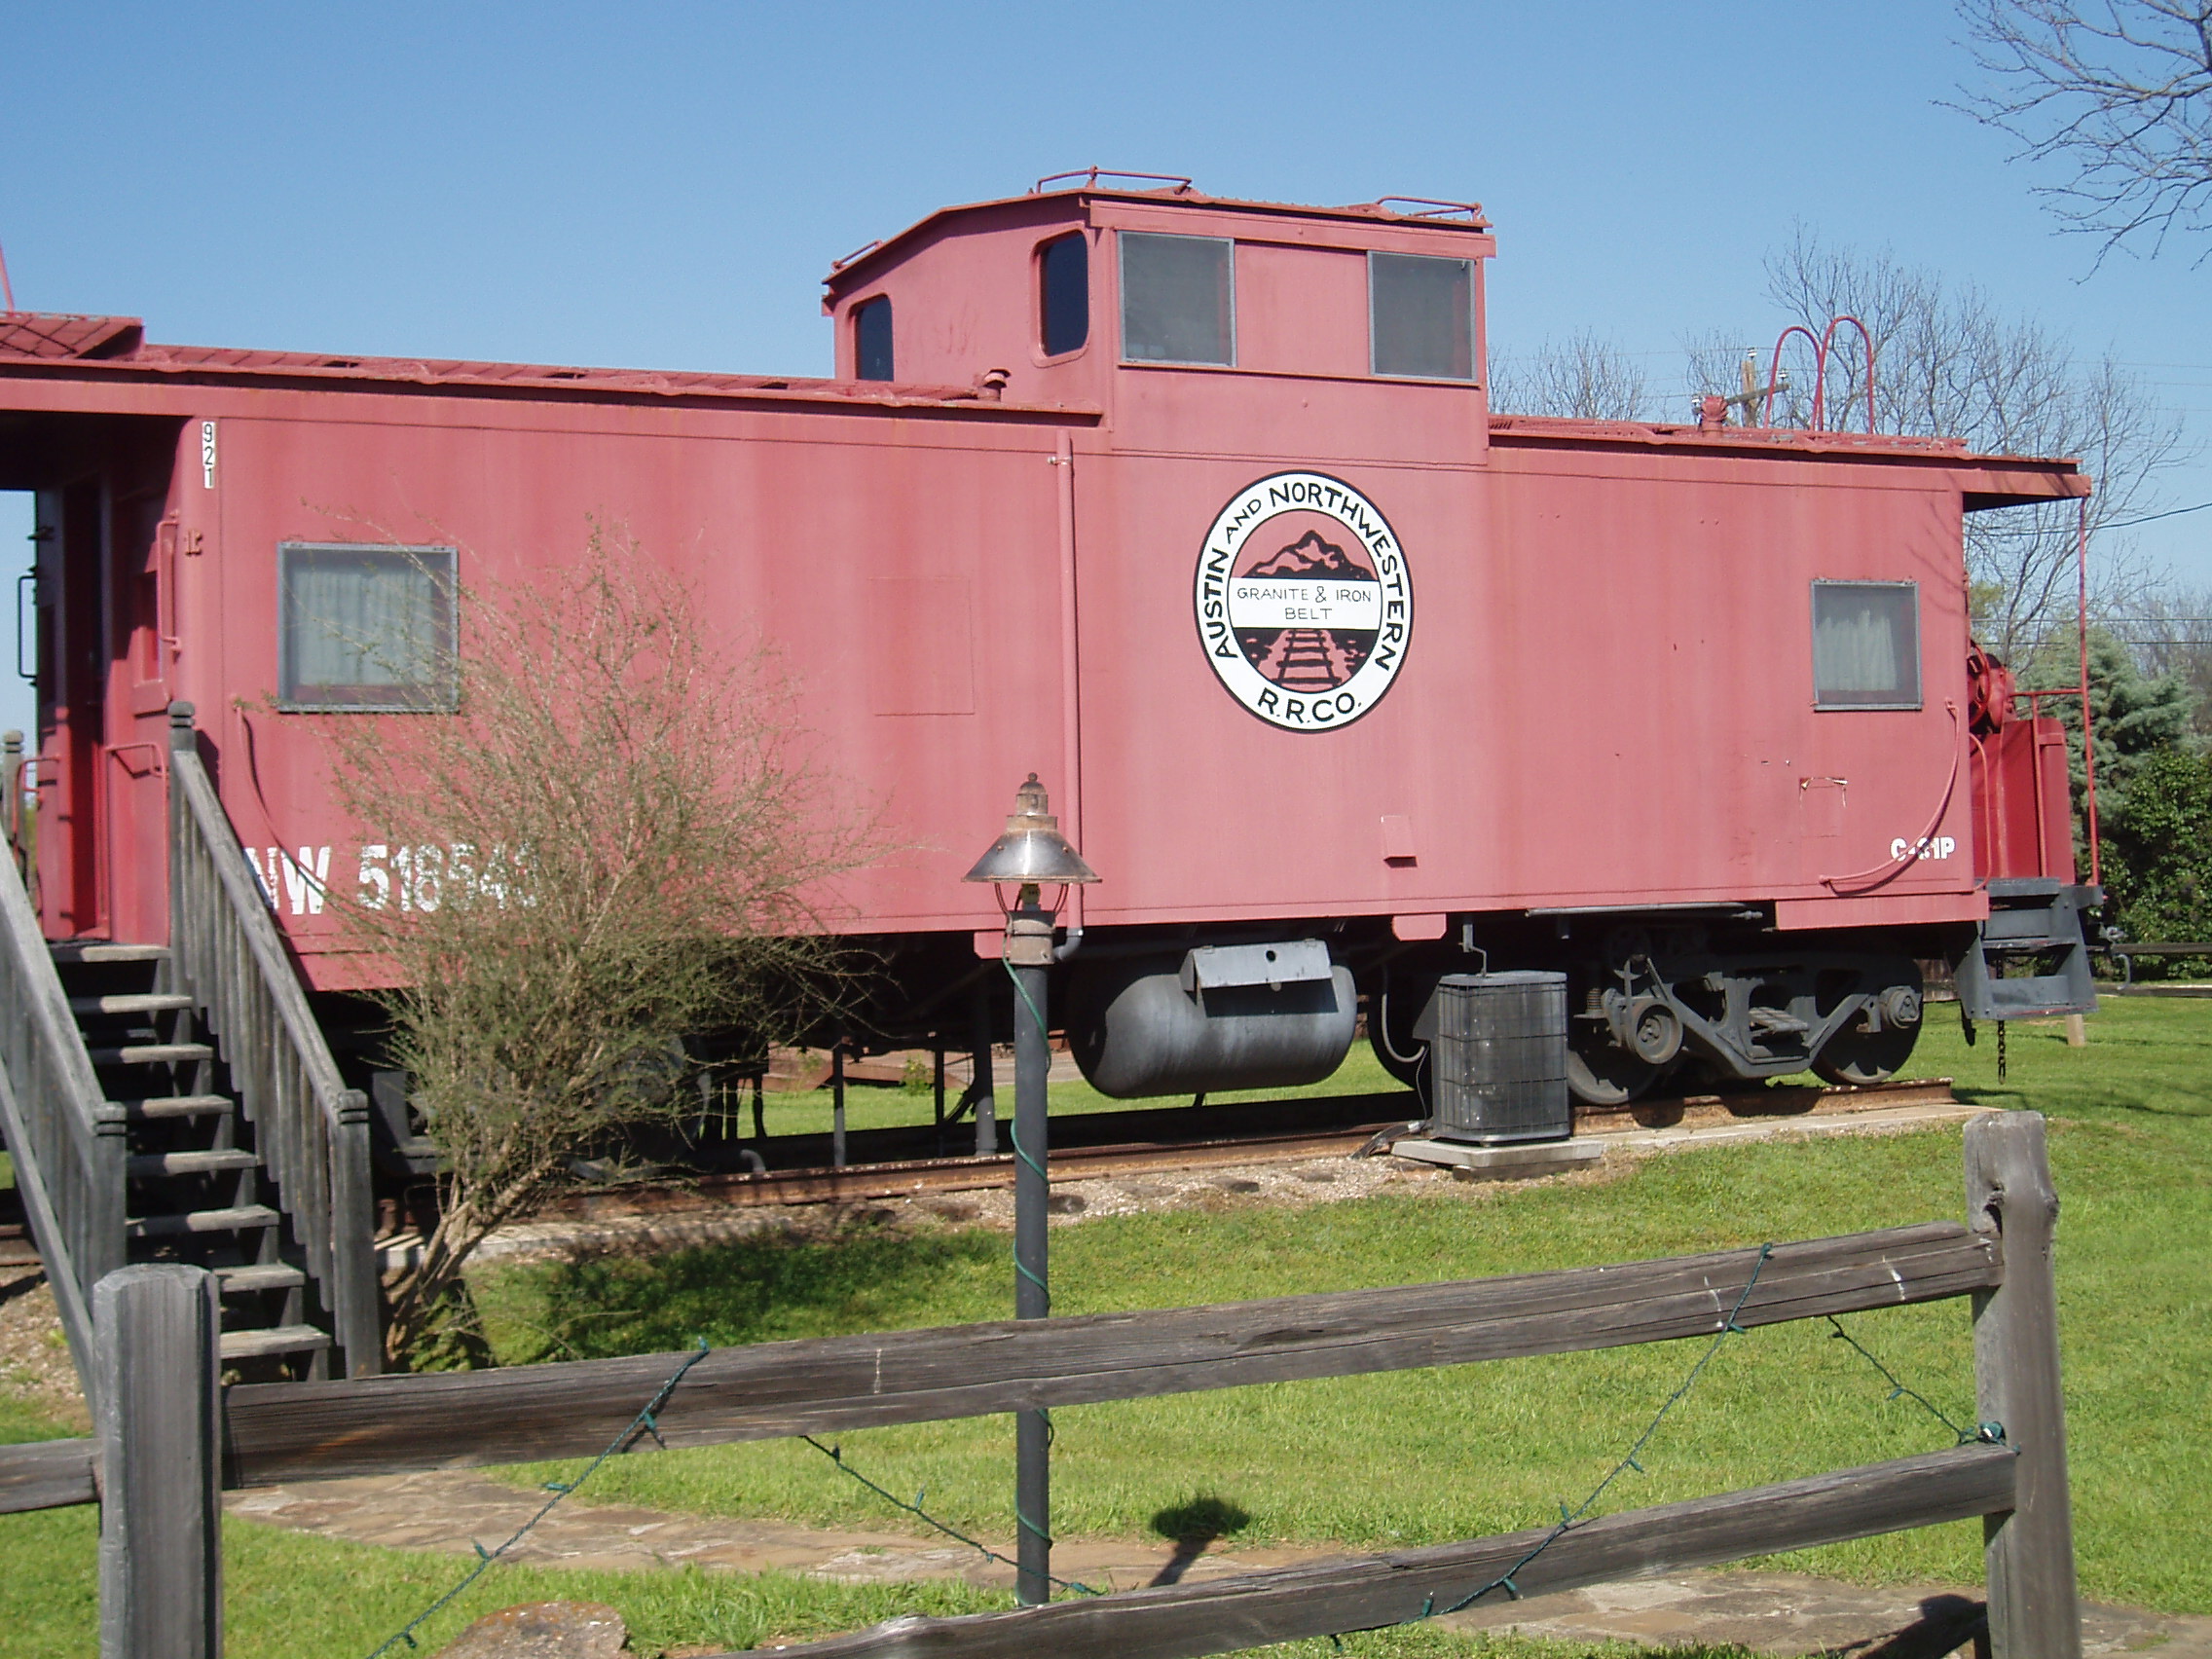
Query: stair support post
330,1088,383,1375
96,1264,223,1659
85,1101,129,1288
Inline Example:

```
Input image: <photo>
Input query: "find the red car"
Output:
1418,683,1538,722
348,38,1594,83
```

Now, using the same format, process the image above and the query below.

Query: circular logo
1193,471,1413,730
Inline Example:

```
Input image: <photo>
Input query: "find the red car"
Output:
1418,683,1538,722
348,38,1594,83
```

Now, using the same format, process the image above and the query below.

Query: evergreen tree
2100,747,2212,962
2026,629,2194,821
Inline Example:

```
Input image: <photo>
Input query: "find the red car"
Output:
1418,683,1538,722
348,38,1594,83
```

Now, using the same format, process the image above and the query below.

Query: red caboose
3,174,2096,1113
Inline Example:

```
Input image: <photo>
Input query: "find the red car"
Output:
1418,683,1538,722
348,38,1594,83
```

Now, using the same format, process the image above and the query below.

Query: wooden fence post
1965,1111,2082,1659
96,1265,222,1659
330,1088,385,1377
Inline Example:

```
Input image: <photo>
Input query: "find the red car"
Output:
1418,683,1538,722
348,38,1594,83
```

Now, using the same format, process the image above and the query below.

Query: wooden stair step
122,1095,234,1121
69,992,195,1015
219,1324,331,1361
215,1263,307,1295
49,941,170,964
126,1149,261,1178
127,1204,279,1238
90,1042,214,1066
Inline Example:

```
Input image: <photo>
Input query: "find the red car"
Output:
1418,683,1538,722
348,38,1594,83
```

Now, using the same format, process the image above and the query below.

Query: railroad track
538,1076,1961,1221
2,1080,1961,1269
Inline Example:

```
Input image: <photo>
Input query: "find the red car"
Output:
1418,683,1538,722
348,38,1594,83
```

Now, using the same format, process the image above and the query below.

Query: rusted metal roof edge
1489,415,2085,490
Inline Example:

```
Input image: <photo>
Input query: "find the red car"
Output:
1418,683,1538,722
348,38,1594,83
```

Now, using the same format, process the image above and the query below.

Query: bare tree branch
1490,330,1656,420
1955,0,2212,264
1755,230,2189,666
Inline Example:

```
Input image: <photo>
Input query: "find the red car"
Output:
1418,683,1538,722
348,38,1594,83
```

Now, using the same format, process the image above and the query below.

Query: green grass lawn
4,997,2204,1655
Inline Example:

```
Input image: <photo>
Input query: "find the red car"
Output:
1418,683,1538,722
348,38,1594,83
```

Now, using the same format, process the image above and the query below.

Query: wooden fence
0,1111,2082,1659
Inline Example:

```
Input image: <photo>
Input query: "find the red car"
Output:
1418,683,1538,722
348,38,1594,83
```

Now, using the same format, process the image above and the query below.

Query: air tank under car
1067,941,1358,1099
0,172,2101,1115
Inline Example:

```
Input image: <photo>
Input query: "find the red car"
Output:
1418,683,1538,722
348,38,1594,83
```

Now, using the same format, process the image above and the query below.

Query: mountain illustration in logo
1246,530,1376,582
1235,531,1382,691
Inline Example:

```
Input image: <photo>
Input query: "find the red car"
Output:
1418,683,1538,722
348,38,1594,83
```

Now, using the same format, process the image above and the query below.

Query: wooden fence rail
220,1219,1998,1486
760,1445,2019,1659
0,1111,2082,1659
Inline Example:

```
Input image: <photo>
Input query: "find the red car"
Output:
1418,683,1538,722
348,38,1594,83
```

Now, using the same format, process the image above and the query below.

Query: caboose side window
1811,580,1921,710
1120,232,1234,365
279,543,458,712
1369,251,1475,381
854,295,894,381
1039,233,1088,356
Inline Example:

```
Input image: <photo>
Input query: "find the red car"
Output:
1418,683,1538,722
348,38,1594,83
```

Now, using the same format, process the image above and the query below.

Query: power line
2103,500,2212,530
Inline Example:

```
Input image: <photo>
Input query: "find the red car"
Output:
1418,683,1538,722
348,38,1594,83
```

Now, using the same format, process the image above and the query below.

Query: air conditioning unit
1413,971,1571,1143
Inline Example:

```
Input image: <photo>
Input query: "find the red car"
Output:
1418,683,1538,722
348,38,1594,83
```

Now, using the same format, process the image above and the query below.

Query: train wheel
1567,1040,1661,1106
1810,1019,1921,1086
1811,978,1925,1086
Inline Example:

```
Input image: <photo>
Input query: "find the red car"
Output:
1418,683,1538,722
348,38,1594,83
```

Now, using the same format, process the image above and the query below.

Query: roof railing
1032,167,1195,195
1366,197,1486,222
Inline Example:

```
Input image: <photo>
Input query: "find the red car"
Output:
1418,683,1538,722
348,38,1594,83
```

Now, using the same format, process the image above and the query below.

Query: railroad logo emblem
1194,471,1412,729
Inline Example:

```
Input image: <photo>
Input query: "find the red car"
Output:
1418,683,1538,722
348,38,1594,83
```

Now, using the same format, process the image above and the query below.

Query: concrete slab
1388,1138,1606,1177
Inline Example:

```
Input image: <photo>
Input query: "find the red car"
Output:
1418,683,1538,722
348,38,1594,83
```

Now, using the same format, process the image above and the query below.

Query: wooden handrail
0,847,124,1402
166,703,381,1376
166,752,350,1106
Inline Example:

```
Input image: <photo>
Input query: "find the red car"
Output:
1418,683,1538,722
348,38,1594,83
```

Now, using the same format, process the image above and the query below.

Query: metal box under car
1412,972,1571,1143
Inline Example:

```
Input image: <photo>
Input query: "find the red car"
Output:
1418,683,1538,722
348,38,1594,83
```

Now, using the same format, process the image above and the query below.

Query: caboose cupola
820,172,1497,461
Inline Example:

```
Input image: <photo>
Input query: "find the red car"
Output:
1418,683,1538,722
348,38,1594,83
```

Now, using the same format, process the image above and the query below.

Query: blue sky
3,1,2207,735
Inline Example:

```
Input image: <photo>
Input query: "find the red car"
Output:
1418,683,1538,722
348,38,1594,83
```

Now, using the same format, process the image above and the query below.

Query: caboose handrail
0,846,124,1404
166,703,381,1375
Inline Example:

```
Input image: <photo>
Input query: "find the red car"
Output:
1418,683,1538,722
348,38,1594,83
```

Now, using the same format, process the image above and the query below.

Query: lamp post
964,773,1097,1605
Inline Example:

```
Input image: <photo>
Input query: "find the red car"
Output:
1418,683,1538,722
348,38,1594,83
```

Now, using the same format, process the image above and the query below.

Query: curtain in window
283,548,452,704
1812,584,1918,707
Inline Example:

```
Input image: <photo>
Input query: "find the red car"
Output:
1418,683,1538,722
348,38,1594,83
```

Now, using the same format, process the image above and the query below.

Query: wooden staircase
0,704,379,1413
53,940,335,1372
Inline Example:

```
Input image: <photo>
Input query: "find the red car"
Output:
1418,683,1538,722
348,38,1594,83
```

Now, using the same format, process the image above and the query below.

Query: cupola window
1120,232,1234,366
855,295,895,381
1040,234,1089,356
1369,252,1475,381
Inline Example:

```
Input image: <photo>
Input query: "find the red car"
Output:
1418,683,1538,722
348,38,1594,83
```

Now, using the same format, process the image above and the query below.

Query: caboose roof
0,309,1080,416
819,173,1494,300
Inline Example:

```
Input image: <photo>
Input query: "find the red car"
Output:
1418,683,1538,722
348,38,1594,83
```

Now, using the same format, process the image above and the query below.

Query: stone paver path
229,1469,2212,1655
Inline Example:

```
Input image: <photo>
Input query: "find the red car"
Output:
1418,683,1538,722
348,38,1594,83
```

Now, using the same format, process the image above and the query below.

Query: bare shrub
324,529,870,1364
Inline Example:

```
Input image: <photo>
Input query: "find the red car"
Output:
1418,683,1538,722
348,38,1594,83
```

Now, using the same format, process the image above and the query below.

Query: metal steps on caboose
53,941,345,1380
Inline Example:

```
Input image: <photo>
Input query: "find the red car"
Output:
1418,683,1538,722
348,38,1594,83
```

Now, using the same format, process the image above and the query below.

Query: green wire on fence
800,1432,1103,1598
1825,1313,2006,1448
363,1339,714,1658
1421,1240,1777,1616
